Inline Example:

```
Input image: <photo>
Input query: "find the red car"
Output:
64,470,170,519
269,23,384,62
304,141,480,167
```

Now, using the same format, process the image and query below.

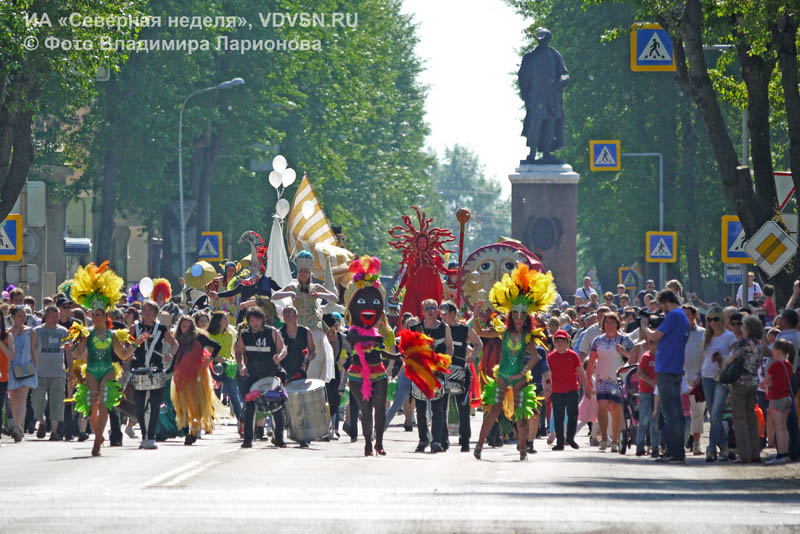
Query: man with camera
639,289,689,464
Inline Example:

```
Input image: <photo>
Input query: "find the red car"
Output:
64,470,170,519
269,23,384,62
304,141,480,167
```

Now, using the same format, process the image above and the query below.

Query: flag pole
455,209,471,308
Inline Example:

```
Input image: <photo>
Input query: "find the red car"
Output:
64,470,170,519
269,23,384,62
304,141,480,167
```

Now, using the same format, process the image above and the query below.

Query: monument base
509,163,579,301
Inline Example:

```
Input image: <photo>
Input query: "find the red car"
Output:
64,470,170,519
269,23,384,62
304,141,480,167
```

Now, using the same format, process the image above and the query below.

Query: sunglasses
423,306,437,312
707,317,720,322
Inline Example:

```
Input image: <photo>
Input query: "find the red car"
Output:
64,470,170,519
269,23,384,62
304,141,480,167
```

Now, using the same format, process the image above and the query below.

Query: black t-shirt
241,326,278,379
410,321,447,353
450,324,469,367
132,321,168,371
280,325,310,378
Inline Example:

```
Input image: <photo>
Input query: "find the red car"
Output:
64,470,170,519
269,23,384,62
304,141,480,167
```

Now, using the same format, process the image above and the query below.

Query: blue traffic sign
721,215,754,264
646,231,677,263
197,231,222,262
618,267,636,290
589,140,621,171
0,214,22,261
631,24,675,72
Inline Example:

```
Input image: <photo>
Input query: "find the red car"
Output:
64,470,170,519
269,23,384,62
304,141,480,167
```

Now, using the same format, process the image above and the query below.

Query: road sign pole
624,152,664,287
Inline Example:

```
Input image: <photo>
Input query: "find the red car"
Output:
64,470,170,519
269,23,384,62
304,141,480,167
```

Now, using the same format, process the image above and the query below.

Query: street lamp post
177,77,245,273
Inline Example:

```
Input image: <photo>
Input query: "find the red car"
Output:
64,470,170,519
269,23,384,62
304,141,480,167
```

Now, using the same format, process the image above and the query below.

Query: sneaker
78,432,89,442
547,432,556,445
143,440,158,450
430,442,444,453
552,444,565,451
298,441,310,448
610,443,619,453
635,448,645,457
650,449,660,459
36,424,47,439
49,432,62,441
719,447,730,462
241,441,253,448
138,439,146,449
568,441,580,450
125,425,137,439
692,443,703,456
415,441,428,453
461,443,470,453
705,450,716,462
598,440,608,451
765,455,790,465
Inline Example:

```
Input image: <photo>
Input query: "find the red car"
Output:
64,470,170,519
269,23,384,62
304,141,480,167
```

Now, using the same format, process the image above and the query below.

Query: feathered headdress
69,261,125,312
127,283,143,304
240,231,267,278
152,278,172,303
343,255,384,311
489,263,556,316
397,329,451,399
58,279,73,301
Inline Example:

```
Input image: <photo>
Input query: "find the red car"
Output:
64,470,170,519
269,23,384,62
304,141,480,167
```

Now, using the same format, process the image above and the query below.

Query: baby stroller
616,364,640,454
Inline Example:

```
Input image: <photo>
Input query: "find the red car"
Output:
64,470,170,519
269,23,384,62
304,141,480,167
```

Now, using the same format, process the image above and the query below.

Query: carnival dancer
323,312,348,439
130,299,177,449
206,261,241,320
442,261,460,303
62,262,140,457
440,300,482,452
473,263,556,461
342,256,400,456
409,299,454,453
388,206,456,320
237,307,286,449
171,315,223,445
273,250,337,383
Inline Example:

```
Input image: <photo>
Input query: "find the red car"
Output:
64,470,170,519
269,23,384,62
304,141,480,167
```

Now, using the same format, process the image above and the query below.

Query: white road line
162,461,219,487
145,461,201,487
220,448,240,454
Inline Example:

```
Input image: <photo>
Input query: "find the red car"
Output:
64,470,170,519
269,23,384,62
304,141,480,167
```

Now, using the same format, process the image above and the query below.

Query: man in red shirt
636,336,660,457
547,330,590,450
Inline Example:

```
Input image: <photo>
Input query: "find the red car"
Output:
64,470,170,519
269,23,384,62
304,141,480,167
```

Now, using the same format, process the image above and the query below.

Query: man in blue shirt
640,289,689,463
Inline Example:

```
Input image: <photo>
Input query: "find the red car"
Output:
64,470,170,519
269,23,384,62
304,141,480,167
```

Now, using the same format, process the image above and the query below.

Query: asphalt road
2,414,799,533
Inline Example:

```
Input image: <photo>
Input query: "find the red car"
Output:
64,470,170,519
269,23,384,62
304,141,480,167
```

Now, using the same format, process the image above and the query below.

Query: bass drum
249,376,286,414
284,378,330,442
444,365,466,395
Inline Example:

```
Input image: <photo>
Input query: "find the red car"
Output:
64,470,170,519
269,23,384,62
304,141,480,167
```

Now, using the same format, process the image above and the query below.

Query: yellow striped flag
287,174,354,285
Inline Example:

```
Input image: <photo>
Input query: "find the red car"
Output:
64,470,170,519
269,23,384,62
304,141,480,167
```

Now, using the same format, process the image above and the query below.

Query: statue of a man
519,28,569,165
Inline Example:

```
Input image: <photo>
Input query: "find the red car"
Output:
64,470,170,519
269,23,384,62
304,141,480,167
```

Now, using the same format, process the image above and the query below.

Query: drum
444,365,466,395
131,367,166,391
249,376,287,414
411,374,445,401
284,378,330,442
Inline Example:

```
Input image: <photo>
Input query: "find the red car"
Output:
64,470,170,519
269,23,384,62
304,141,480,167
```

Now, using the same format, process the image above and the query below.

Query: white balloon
301,200,315,219
272,155,287,173
139,277,154,298
276,198,290,218
281,168,296,188
269,170,282,189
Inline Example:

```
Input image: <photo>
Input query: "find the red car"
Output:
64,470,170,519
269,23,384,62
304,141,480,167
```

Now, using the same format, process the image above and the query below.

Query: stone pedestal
509,163,579,301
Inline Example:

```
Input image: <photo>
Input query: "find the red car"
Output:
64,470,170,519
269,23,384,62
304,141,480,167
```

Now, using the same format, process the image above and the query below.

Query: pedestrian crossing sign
0,214,22,261
631,24,676,72
618,267,636,290
197,231,222,262
721,215,755,264
589,140,621,171
646,231,677,263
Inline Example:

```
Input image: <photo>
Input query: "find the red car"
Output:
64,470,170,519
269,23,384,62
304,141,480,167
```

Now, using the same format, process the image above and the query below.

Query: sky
401,0,532,199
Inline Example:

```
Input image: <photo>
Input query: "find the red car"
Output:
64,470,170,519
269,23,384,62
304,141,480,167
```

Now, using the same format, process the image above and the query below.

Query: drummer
130,300,177,450
409,299,453,453
236,307,286,449
440,301,482,452
276,305,315,448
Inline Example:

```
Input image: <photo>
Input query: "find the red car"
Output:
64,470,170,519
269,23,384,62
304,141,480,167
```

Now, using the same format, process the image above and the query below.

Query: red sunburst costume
388,207,456,319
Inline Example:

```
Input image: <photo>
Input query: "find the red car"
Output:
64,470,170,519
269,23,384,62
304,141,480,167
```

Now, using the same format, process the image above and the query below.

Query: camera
636,307,664,328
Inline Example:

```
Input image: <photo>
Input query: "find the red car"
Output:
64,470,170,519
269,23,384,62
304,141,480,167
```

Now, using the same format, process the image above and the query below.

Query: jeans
135,388,164,441
416,396,446,446
730,384,760,462
217,375,242,420
657,372,685,460
384,371,412,430
701,377,729,451
636,392,660,451
551,390,579,446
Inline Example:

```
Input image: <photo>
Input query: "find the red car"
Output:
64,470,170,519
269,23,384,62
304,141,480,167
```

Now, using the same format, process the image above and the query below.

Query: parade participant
440,300,482,452
7,306,37,442
473,263,556,461
236,307,286,449
32,306,69,441
171,315,222,445
130,300,177,449
207,311,242,421
211,231,281,323
273,250,338,383
388,206,456,319
409,298,453,453
275,305,315,447
205,261,241,319
474,296,506,447
62,262,139,456
442,261,460,303
342,256,399,456
323,312,348,439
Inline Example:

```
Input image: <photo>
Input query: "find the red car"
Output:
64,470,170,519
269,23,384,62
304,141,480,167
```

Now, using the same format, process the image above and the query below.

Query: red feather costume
388,207,456,319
